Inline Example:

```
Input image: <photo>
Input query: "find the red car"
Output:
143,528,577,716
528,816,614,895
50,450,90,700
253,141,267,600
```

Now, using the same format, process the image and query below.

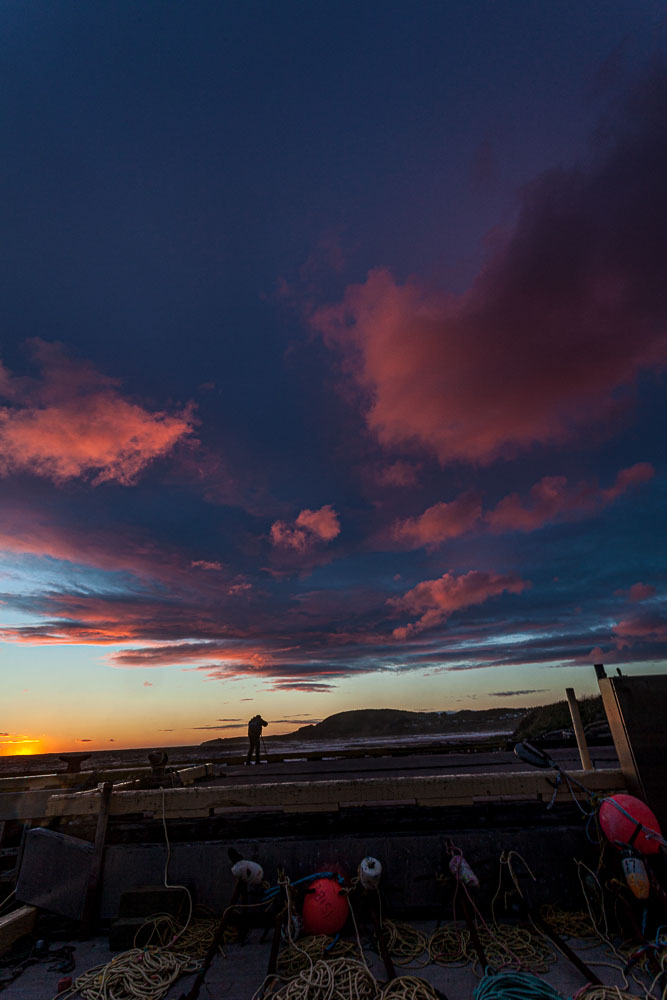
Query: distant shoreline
0,726,516,778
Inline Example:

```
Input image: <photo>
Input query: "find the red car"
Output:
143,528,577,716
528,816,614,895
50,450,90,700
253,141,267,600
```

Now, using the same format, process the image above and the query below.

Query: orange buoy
599,794,662,854
621,850,651,900
301,877,349,935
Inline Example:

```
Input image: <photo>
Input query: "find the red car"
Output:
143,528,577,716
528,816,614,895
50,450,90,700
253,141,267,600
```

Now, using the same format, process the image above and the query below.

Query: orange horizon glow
0,739,42,757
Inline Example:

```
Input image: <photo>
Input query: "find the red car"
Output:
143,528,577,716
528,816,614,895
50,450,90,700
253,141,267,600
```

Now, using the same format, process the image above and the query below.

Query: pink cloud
311,92,667,465
191,560,223,571
0,340,194,484
627,582,656,603
600,463,655,502
270,504,340,551
485,463,653,533
393,492,483,548
0,507,203,594
614,613,667,648
376,461,420,487
390,463,652,547
389,570,529,638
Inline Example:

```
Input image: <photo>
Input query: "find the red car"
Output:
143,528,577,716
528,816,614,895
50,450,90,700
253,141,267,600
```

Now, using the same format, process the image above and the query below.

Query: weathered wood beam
43,768,626,819
0,767,166,794
0,905,38,955
0,790,54,822
0,762,214,797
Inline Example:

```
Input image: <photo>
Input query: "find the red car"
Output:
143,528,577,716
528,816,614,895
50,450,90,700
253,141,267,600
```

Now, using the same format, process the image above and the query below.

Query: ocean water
0,728,513,778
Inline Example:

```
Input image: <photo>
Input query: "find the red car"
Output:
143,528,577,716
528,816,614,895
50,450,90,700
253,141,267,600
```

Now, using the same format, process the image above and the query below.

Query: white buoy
231,859,264,885
358,856,382,889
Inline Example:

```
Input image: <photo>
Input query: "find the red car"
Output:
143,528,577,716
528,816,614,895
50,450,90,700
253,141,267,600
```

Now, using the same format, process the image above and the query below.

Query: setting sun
0,739,41,757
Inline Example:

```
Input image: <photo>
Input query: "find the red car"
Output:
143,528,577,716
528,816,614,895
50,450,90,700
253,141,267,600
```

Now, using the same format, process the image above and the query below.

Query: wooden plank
0,905,38,955
0,790,54,822
176,763,213,785
566,687,593,771
0,773,83,793
0,763,213,794
44,768,627,819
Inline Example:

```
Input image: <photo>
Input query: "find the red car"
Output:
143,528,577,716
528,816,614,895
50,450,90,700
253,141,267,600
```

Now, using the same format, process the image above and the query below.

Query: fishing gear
515,742,667,855
513,741,593,805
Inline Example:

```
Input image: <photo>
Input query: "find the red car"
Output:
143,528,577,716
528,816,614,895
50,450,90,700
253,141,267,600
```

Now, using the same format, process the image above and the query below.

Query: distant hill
200,706,525,747
511,696,605,742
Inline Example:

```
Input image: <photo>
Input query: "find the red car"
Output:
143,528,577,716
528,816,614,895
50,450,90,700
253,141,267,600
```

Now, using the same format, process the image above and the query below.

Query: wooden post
366,890,396,981
81,782,113,934
460,891,487,972
179,877,243,1000
566,688,593,771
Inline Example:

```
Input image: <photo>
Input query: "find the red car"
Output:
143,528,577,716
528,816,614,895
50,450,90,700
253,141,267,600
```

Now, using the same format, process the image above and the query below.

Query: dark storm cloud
191,724,245,730
490,690,548,697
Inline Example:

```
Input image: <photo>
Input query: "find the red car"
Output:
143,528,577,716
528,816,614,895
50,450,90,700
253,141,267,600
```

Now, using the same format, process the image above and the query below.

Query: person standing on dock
246,714,268,764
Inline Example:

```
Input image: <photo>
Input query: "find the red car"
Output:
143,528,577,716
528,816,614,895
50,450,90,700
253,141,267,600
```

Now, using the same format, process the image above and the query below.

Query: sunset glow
0,740,42,758
0,4,665,756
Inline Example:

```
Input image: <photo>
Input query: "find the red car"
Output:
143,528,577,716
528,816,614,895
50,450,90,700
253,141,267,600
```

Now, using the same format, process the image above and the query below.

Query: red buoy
301,877,349,935
599,794,662,854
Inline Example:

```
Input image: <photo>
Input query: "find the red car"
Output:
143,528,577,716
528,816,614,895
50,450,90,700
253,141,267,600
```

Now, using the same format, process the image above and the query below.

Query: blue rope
474,971,564,1000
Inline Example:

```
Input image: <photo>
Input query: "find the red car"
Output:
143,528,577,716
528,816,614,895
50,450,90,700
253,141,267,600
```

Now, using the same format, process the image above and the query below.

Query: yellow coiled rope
270,957,378,1000
53,947,201,1000
381,975,443,1000
277,935,360,977
539,905,598,944
427,924,468,966
378,920,430,966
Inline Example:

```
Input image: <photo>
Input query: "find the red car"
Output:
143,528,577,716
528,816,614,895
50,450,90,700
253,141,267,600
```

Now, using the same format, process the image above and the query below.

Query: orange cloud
389,570,529,638
0,340,194,484
270,504,340,551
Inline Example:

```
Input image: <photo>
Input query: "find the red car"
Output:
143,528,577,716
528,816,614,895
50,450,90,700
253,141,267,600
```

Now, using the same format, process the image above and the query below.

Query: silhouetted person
246,714,267,764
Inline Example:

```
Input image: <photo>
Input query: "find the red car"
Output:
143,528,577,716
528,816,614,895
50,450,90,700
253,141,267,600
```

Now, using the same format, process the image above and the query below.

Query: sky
1,1,666,755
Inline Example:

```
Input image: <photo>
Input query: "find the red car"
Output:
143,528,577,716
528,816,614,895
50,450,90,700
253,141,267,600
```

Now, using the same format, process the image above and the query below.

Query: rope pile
427,925,468,966
539,906,598,943
378,920,429,966
429,922,557,975
277,936,359,977
380,975,443,1000
473,970,564,1000
572,989,649,1000
270,957,378,1000
475,923,558,974
53,947,201,1000
133,911,235,957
